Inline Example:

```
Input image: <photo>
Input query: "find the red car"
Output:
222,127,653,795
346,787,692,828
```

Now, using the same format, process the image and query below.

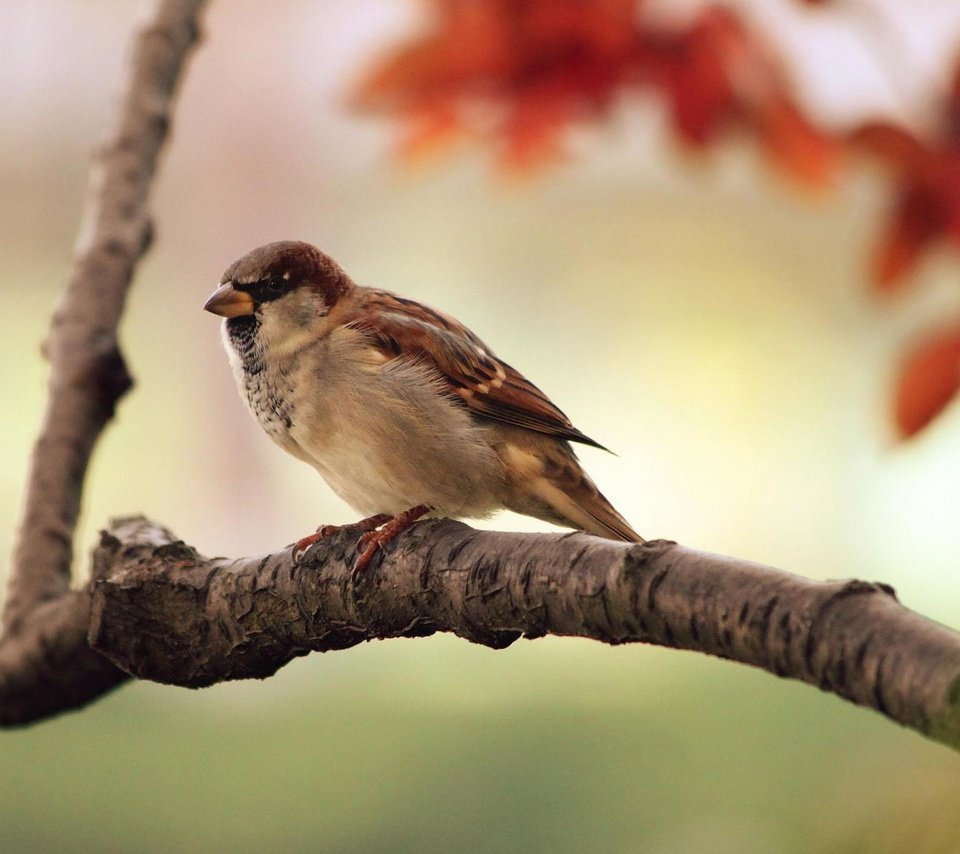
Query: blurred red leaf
695,7,840,186
894,328,960,439
358,2,513,106
397,100,464,161
852,121,960,290
872,183,949,290
850,122,925,167
657,11,735,146
945,56,960,141
754,98,838,186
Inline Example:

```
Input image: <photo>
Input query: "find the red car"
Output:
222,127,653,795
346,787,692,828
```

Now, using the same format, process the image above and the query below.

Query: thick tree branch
4,515,960,753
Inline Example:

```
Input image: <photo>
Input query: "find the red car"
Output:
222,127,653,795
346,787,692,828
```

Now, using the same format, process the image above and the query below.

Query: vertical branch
3,0,208,632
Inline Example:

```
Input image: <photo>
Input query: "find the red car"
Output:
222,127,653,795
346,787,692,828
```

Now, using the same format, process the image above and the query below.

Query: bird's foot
292,513,392,564
352,504,431,582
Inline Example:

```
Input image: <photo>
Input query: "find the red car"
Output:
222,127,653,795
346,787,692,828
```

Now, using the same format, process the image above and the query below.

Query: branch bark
0,0,207,712
5,515,960,753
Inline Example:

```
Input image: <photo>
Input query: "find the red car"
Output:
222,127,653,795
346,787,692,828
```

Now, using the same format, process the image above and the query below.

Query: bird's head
204,241,353,349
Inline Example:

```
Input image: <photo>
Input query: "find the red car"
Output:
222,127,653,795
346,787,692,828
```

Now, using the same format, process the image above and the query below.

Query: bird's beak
204,283,255,318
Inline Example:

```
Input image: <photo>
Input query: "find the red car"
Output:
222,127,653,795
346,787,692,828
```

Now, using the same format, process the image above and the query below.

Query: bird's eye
267,276,285,293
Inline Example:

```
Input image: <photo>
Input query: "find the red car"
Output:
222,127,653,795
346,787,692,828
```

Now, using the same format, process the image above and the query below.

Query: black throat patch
225,314,262,373
225,314,292,432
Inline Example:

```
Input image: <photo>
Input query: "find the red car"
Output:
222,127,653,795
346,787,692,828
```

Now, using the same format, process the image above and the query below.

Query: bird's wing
344,289,607,449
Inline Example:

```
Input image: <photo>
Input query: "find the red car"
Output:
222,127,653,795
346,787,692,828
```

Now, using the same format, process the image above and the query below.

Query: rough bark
6,515,960,753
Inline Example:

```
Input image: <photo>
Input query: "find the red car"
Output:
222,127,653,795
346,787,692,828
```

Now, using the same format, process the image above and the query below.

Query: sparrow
204,241,642,573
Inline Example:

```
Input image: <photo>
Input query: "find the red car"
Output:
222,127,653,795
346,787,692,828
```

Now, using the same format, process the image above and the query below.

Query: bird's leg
353,504,431,580
292,513,392,564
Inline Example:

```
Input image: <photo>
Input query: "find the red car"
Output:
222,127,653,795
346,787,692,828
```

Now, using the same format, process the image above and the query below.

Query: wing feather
344,290,607,450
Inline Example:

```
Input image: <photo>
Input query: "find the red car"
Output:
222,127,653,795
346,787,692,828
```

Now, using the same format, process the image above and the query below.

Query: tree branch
4,515,960,753
0,0,207,711
5,0,207,628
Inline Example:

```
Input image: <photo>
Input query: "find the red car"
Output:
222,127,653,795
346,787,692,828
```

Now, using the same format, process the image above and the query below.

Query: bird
204,240,642,574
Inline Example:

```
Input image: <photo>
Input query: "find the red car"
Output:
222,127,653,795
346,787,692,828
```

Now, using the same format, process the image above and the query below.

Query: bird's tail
571,483,644,543
556,468,644,543
502,439,644,543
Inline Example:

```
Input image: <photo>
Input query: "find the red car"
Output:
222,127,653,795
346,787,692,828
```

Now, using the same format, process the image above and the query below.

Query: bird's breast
223,320,507,518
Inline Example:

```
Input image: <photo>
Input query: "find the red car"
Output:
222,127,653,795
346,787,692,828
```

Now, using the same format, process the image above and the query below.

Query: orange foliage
358,0,960,437
359,0,643,167
357,1,839,180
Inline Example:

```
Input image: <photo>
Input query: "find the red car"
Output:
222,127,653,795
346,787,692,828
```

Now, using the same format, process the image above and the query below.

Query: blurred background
4,1,960,851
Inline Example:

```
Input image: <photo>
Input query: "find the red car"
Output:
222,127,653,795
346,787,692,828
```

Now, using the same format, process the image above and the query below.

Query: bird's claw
292,535,319,565
292,507,430,578
351,533,381,582
349,504,431,582
292,514,393,566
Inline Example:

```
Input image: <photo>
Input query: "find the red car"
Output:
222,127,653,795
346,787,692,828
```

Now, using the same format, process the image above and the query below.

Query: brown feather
497,432,642,542
344,289,608,449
